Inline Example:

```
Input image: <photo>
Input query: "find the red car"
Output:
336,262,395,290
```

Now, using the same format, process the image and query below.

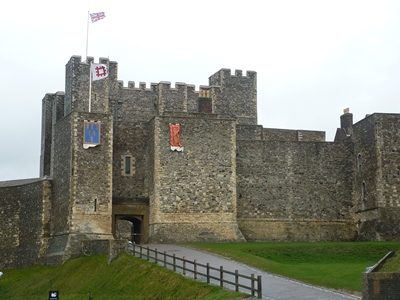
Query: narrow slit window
362,182,367,209
358,154,362,171
125,156,131,175
94,198,97,212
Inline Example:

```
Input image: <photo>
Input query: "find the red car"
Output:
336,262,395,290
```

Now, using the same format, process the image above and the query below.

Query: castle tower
353,113,400,240
146,79,245,243
209,69,257,125
41,56,114,264
147,115,245,243
40,91,64,178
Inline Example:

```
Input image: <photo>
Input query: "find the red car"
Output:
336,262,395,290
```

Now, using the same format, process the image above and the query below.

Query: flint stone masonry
112,121,149,204
148,113,245,242
262,128,325,142
0,179,51,269
362,251,400,300
353,114,400,240
236,140,357,241
363,272,400,300
3,55,400,270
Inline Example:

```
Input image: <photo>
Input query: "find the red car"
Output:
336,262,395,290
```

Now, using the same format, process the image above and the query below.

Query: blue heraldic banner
83,121,101,148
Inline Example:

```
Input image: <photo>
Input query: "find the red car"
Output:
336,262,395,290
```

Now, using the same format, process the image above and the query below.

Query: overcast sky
1,0,400,181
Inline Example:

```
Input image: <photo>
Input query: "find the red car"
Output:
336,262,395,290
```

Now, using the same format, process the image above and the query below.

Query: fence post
251,274,255,297
207,263,210,284
131,245,260,296
220,266,223,288
194,260,197,279
235,270,239,292
183,256,186,275
257,275,262,298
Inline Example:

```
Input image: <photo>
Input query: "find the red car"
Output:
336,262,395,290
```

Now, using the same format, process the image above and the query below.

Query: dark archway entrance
116,215,142,244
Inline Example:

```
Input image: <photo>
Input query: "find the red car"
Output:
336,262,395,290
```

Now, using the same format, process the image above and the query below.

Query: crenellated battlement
209,68,257,125
116,79,212,95
209,68,257,83
60,56,258,125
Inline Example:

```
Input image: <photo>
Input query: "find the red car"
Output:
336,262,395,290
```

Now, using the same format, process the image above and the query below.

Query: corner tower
41,56,114,264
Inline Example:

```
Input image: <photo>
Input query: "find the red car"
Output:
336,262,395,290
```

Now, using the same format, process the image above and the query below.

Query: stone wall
40,94,54,177
148,113,245,242
51,114,73,236
112,121,149,204
69,112,113,237
262,128,325,142
236,125,263,140
363,272,400,300
209,69,257,125
43,110,114,264
65,56,110,115
375,114,400,208
110,81,157,123
354,114,400,240
236,140,357,241
0,179,51,269
362,251,400,300
353,115,379,210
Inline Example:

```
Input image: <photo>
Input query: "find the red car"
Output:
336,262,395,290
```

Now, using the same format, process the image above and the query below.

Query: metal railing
130,244,262,298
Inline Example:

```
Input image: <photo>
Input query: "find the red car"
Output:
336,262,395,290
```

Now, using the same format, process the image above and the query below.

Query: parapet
208,68,257,125
209,68,257,86
63,56,257,123
262,128,326,142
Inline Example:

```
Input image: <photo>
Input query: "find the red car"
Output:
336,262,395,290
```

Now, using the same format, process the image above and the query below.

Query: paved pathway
134,244,361,300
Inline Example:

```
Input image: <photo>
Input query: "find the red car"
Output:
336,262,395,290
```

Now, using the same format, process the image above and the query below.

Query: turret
65,56,110,115
209,69,257,125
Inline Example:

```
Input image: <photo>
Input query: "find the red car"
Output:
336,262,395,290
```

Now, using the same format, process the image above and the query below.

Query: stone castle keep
2,55,400,268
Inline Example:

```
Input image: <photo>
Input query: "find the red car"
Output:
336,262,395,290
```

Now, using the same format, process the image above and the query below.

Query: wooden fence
130,244,262,298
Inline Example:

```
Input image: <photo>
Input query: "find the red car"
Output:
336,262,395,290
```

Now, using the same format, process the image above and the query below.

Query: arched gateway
113,203,149,244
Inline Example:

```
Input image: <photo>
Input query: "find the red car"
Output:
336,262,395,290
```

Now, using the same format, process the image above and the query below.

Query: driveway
134,244,361,300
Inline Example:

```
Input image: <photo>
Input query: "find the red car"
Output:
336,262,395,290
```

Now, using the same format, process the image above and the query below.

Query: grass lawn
0,254,248,300
187,241,400,293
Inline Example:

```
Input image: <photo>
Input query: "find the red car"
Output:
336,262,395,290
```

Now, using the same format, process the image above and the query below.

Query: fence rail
130,244,262,298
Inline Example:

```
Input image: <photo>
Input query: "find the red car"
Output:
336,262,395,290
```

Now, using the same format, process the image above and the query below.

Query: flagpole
89,62,92,113
87,11,91,112
86,11,90,62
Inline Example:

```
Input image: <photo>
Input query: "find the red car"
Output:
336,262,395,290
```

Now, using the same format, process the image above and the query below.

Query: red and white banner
91,63,108,81
90,12,106,23
169,124,184,152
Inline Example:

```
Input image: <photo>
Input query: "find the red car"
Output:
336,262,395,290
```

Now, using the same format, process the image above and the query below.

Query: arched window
357,153,362,171
362,182,367,209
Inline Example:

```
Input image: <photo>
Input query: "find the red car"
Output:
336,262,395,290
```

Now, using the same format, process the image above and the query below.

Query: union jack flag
90,12,106,23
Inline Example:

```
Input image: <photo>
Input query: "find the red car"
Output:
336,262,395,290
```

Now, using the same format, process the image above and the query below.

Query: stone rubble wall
148,113,245,242
0,179,51,269
236,140,357,241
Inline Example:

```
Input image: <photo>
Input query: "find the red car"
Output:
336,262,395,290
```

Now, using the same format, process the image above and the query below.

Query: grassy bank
187,242,400,292
0,254,248,300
